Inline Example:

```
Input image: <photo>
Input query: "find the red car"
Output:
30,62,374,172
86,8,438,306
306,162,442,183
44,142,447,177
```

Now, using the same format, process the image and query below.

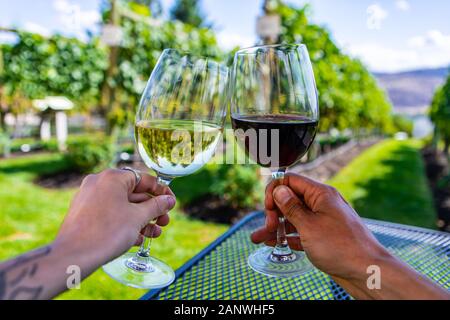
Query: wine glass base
248,246,314,278
103,252,175,289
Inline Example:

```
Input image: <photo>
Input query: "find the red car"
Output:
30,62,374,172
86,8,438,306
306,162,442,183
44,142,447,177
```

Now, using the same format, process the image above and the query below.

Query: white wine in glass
136,119,223,180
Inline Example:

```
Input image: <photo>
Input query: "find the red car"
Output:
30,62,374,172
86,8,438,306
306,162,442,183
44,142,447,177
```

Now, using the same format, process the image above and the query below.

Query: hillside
374,67,449,115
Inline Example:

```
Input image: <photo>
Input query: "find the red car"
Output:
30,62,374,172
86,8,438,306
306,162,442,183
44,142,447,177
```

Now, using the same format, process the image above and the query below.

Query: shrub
6,137,40,154
40,139,59,152
318,135,351,148
65,135,113,173
0,137,61,156
389,114,414,137
210,164,264,210
119,143,135,155
175,163,264,223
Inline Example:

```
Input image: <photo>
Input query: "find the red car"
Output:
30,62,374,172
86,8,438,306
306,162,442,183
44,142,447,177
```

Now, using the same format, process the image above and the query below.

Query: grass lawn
0,139,438,299
328,139,436,228
0,153,227,300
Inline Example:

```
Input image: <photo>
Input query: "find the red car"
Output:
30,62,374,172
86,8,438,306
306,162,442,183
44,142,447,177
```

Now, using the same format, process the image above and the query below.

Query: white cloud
348,43,418,72
0,31,18,44
408,36,426,48
408,30,450,49
53,0,69,12
347,31,450,72
395,0,411,11
22,22,52,37
216,31,255,50
366,4,388,30
53,0,101,40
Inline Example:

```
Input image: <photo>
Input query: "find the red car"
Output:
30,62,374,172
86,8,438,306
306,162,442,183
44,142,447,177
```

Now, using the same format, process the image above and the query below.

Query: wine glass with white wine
103,49,229,289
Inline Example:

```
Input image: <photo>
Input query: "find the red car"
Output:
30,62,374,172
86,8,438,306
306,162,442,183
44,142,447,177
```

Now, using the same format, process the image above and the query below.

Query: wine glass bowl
136,49,228,184
103,49,229,289
230,43,319,277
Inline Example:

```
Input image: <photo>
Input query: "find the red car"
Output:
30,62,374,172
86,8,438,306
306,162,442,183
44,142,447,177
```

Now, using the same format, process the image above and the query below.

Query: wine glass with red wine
230,43,319,277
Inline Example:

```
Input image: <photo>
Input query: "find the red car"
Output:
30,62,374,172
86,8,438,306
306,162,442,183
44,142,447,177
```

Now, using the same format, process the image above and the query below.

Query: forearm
0,242,99,300
346,254,450,300
370,256,449,300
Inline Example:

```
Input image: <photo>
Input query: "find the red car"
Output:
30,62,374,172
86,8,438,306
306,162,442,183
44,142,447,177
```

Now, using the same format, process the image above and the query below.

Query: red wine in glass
231,114,318,170
230,43,319,277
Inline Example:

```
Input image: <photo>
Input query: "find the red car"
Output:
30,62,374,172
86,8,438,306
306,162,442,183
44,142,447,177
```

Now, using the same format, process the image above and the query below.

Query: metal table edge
363,217,450,237
140,211,264,300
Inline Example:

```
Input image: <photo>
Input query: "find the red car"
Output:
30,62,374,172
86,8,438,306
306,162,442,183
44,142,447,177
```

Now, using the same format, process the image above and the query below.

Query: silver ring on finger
121,167,142,190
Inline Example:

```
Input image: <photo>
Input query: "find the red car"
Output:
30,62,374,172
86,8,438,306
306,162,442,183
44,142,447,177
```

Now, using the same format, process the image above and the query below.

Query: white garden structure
33,96,73,151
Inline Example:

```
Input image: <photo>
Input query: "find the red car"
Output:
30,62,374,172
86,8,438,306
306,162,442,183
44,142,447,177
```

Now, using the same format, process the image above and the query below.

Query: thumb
273,185,312,229
136,195,176,223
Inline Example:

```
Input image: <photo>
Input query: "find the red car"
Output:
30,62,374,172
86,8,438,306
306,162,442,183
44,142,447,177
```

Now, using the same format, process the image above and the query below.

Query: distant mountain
373,67,449,115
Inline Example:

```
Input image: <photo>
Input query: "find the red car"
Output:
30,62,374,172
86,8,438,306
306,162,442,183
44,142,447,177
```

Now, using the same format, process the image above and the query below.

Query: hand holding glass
229,44,319,277
103,49,228,289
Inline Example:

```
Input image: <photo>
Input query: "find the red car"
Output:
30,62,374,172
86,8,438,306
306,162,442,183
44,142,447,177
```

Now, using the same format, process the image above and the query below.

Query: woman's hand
252,173,450,300
55,169,176,268
0,169,176,300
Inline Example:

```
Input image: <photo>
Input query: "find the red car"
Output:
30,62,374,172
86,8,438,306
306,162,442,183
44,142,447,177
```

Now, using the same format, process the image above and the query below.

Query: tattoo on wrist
0,246,51,300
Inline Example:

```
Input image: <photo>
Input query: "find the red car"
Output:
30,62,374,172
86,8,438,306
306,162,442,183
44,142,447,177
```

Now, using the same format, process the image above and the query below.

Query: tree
102,0,162,17
273,2,392,133
0,1,222,134
170,0,208,28
103,1,222,130
391,114,414,136
133,0,162,16
0,33,107,117
430,75,450,154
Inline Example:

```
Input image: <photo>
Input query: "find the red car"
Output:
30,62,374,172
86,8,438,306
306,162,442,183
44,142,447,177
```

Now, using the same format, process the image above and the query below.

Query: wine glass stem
129,175,172,270
137,227,155,258
276,216,289,248
270,170,297,263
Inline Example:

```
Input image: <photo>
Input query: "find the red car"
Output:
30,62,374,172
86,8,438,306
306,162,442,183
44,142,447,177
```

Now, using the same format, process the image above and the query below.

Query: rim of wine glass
235,43,306,55
161,48,228,73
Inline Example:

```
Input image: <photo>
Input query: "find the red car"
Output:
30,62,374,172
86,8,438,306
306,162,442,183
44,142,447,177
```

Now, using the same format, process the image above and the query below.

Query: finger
264,236,304,251
136,195,176,225
129,193,151,203
287,234,303,251
265,210,297,234
283,173,329,209
265,209,279,233
251,222,298,244
273,185,313,229
134,225,162,247
135,234,144,246
251,227,275,244
155,213,170,227
141,224,162,238
98,169,140,194
265,179,284,211
284,173,324,194
283,222,298,234
134,173,175,197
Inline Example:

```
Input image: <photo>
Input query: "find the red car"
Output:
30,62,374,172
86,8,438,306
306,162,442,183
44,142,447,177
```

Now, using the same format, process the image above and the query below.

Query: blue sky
1,0,450,72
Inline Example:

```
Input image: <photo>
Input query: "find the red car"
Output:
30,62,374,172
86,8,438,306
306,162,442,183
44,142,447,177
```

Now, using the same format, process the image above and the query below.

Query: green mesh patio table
141,212,450,300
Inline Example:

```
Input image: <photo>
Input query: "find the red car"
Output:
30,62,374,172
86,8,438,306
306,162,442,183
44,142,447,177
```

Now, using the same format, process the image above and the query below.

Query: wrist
51,236,104,278
339,246,396,299
349,245,395,283
345,249,449,300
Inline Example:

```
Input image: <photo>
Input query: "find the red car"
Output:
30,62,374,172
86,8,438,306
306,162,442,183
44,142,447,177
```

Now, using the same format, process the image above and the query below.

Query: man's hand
0,169,176,300
252,173,450,300
252,174,389,285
